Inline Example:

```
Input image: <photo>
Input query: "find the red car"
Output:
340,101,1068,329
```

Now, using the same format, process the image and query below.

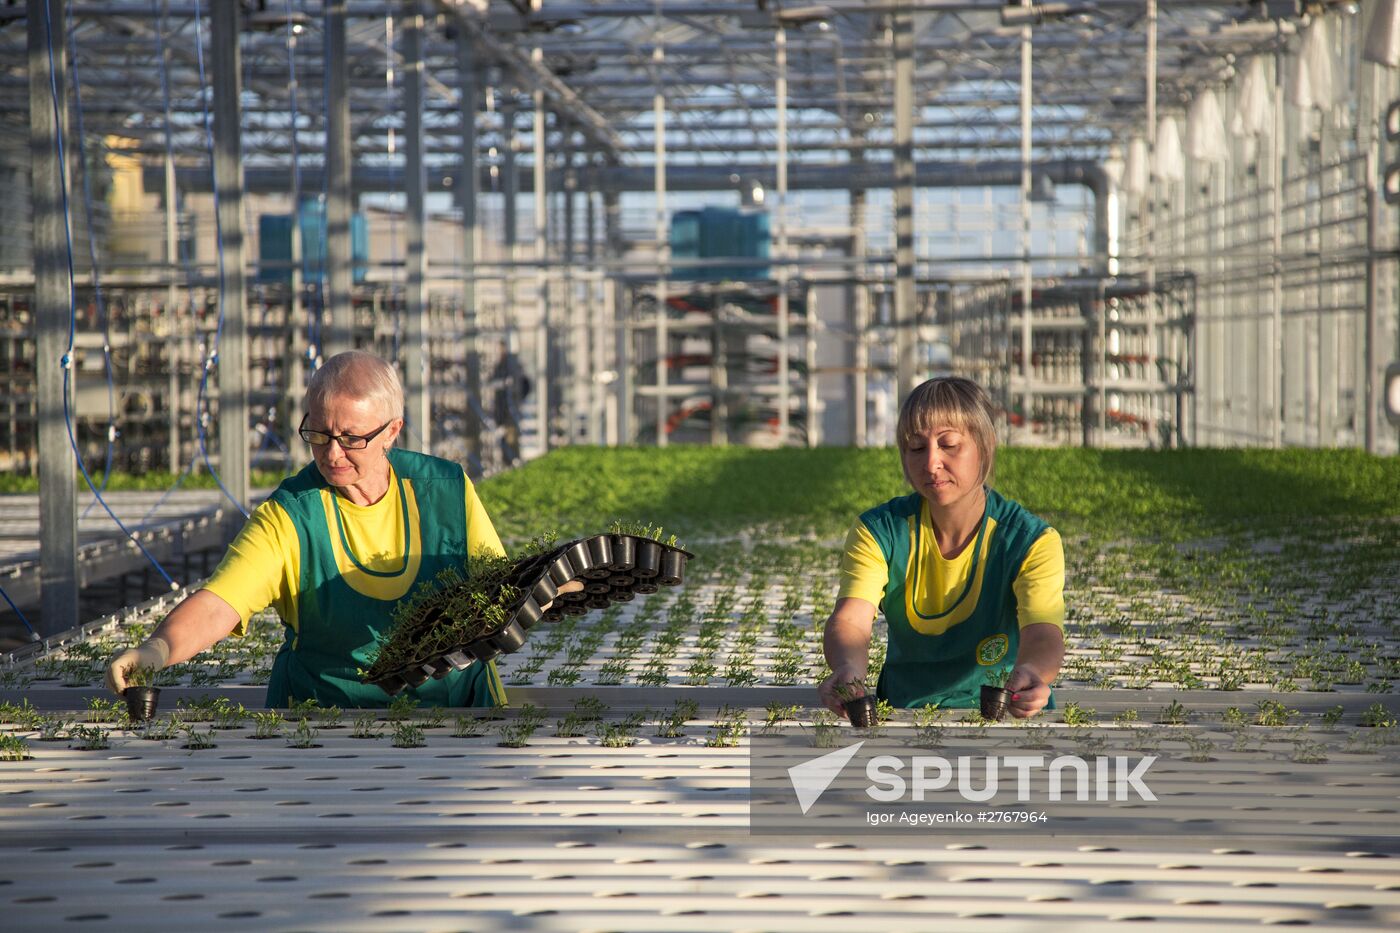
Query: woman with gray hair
104,350,546,708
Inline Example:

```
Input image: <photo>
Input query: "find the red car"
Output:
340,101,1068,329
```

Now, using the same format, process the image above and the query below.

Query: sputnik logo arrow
787,741,864,815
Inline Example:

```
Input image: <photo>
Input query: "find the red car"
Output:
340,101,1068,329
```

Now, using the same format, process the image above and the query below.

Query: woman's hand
818,667,868,718
1004,665,1051,718
818,597,877,719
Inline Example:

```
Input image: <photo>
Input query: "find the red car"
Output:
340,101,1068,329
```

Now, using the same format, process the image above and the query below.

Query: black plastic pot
562,540,595,576
607,574,635,589
844,695,878,728
586,535,614,571
512,594,545,631
584,581,611,596
632,581,660,595
608,535,636,572
560,589,588,604
442,649,475,671
542,607,565,623
530,573,559,606
633,540,662,579
487,618,528,654
402,666,431,688
124,685,161,722
561,602,588,616
657,549,686,586
547,553,575,586
426,657,455,680
373,673,408,696
980,684,1011,721
609,589,635,602
584,596,612,610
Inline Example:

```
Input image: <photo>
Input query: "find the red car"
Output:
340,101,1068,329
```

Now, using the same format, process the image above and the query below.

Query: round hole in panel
63,914,109,922
161,894,203,901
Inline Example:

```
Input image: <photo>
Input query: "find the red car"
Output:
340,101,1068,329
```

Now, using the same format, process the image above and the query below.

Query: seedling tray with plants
358,527,695,696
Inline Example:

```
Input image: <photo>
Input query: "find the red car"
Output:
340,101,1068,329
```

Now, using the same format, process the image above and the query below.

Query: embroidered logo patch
975,634,1009,666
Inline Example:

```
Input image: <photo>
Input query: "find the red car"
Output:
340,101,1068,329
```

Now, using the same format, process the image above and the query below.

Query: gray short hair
306,351,404,421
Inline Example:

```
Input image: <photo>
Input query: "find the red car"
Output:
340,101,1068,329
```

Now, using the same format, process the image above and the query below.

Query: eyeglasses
299,413,393,450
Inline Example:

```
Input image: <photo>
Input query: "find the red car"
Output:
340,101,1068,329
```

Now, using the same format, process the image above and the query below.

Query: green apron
860,488,1053,709
264,448,504,709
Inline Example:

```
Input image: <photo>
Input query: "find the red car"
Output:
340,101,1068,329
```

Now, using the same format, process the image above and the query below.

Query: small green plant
138,715,180,741
1361,703,1398,728
386,694,419,723
68,725,110,751
1060,702,1096,727
182,725,217,750
288,698,322,718
125,664,157,688
1184,733,1214,762
250,711,284,740
573,696,609,721
420,707,447,729
597,713,645,748
1112,708,1140,725
1220,706,1247,727
391,721,426,748
286,718,321,749
653,699,698,738
0,733,31,760
497,705,545,747
85,697,124,724
452,715,487,738
554,713,590,737
318,705,345,729
705,706,747,748
811,710,842,748
351,713,384,739
1319,705,1346,729
36,716,70,741
1156,699,1189,725
1291,739,1328,764
1254,699,1298,727
912,704,946,747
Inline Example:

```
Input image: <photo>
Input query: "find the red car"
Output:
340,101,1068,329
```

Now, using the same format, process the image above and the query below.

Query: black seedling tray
365,533,695,696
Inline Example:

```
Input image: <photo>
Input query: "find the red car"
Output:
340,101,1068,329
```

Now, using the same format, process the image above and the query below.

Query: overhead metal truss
0,0,1309,176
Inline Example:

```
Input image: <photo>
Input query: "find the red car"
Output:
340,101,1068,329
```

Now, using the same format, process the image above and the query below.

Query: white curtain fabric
1363,0,1400,68
1186,89,1229,162
1124,136,1150,195
1155,115,1185,181
1290,17,1340,110
1231,57,1271,138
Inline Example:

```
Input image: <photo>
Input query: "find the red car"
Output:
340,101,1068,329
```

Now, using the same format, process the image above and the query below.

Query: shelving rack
620,279,818,448
949,275,1196,447
0,282,491,477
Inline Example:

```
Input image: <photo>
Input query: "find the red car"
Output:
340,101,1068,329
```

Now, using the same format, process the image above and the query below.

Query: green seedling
391,721,426,748
68,725,110,751
286,718,320,749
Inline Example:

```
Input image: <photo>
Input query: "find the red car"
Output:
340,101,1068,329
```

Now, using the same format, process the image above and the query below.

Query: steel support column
29,0,77,635
403,8,429,450
893,4,916,404
457,37,482,471
532,48,549,454
212,0,249,527
324,1,353,357
776,26,791,446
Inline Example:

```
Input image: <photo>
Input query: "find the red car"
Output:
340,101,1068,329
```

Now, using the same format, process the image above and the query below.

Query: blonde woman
818,377,1065,718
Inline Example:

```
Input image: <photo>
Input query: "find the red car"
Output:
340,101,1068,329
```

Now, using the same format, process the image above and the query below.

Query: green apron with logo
860,488,1053,710
264,448,503,709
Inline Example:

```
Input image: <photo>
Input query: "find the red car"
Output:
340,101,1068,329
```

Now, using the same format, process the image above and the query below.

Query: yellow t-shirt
203,464,504,637
838,500,1064,634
